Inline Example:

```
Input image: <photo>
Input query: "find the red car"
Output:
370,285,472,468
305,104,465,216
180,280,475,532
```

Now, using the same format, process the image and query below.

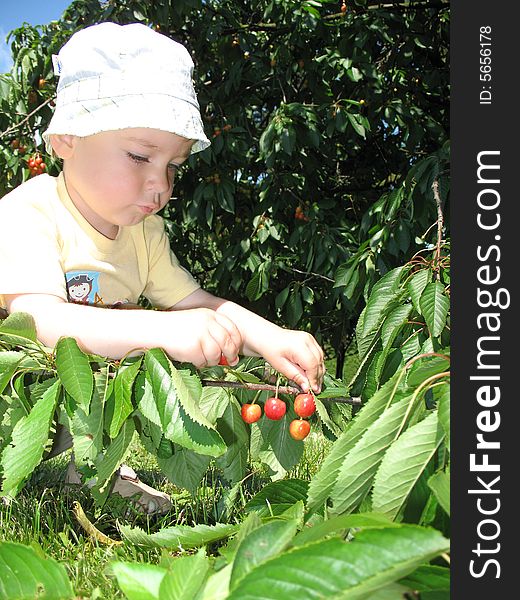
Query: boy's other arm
172,289,325,393
3,293,242,368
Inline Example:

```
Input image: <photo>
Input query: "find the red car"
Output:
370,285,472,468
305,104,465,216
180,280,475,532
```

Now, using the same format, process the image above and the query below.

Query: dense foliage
0,0,450,598
0,0,450,368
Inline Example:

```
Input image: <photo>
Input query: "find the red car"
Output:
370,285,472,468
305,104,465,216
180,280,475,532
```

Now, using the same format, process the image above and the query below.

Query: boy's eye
127,152,149,164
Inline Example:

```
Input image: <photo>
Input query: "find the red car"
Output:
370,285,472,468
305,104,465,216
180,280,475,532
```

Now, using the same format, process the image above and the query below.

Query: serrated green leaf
55,337,93,412
359,267,406,342
330,393,414,516
292,512,397,548
419,282,449,338
145,350,226,457
0,541,74,599
1,379,60,497
110,358,141,438
119,521,238,550
157,446,211,493
169,365,214,429
245,479,309,515
227,525,449,600
381,304,413,349
307,372,405,513
198,386,231,423
0,311,37,341
407,269,430,312
314,397,341,436
372,412,445,520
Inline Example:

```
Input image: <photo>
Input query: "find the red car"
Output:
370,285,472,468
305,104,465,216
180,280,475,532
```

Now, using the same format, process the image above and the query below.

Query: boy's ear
49,134,77,159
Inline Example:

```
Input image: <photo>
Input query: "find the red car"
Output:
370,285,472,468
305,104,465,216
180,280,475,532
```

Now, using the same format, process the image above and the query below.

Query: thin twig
431,178,444,278
200,379,361,405
0,95,56,140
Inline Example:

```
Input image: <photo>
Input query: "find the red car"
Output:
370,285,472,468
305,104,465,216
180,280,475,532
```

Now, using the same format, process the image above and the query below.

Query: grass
0,432,332,599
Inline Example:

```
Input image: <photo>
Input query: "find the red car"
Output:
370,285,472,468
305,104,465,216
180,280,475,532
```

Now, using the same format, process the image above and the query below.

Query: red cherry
218,354,229,366
289,419,311,441
264,397,286,420
241,403,262,424
294,393,316,418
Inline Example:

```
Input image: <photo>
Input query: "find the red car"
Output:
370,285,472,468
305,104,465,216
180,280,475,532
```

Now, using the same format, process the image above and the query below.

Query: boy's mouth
138,205,156,214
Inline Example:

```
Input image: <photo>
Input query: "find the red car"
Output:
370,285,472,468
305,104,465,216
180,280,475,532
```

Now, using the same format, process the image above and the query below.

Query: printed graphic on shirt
65,270,103,305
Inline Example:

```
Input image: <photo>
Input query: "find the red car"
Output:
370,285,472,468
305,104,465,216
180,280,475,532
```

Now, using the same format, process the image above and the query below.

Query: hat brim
43,94,211,155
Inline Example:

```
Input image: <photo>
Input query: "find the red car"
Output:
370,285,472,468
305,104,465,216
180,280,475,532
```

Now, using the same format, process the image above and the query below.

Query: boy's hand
256,328,325,394
166,308,242,368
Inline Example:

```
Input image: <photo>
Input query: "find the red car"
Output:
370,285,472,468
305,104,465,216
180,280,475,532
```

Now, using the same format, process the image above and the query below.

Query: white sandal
65,459,172,515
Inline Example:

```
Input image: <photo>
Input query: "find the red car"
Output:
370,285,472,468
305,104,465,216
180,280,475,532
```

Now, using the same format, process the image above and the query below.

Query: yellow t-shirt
0,173,200,309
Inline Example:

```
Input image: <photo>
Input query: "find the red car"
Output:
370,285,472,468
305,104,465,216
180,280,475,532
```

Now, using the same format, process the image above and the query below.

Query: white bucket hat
43,22,210,154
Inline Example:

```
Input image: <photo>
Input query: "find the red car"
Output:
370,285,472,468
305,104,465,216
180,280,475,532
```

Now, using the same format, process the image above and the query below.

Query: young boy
0,23,325,513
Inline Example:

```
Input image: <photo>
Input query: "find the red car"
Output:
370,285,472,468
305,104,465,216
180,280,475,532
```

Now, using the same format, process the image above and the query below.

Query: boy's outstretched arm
4,293,242,368
172,289,325,393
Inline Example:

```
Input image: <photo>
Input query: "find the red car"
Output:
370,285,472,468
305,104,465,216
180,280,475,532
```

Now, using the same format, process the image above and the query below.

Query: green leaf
359,267,406,339
197,563,232,600
119,521,239,550
428,470,450,516
407,269,430,312
330,393,414,516
215,401,249,483
0,311,37,341
0,541,74,599
69,370,107,465
436,383,450,452
169,365,214,429
0,351,25,395
159,549,210,600
230,520,299,590
400,565,450,592
93,419,135,492
347,112,366,138
1,379,61,497
407,355,450,387
419,282,449,338
251,409,303,479
55,337,93,412
110,358,142,438
292,512,397,548
145,350,226,457
111,561,166,600
381,304,413,349
245,479,309,515
198,386,230,423
157,446,211,493
372,412,445,520
307,373,404,512
227,525,449,600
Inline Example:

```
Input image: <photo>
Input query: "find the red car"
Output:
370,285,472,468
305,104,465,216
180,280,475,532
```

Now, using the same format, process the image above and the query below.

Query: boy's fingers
214,312,243,355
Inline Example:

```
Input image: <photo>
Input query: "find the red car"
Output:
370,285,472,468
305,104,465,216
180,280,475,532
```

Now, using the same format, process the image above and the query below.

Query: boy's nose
147,170,173,196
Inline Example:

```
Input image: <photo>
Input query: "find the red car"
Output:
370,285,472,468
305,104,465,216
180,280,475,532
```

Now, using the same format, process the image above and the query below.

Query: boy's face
59,128,194,238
